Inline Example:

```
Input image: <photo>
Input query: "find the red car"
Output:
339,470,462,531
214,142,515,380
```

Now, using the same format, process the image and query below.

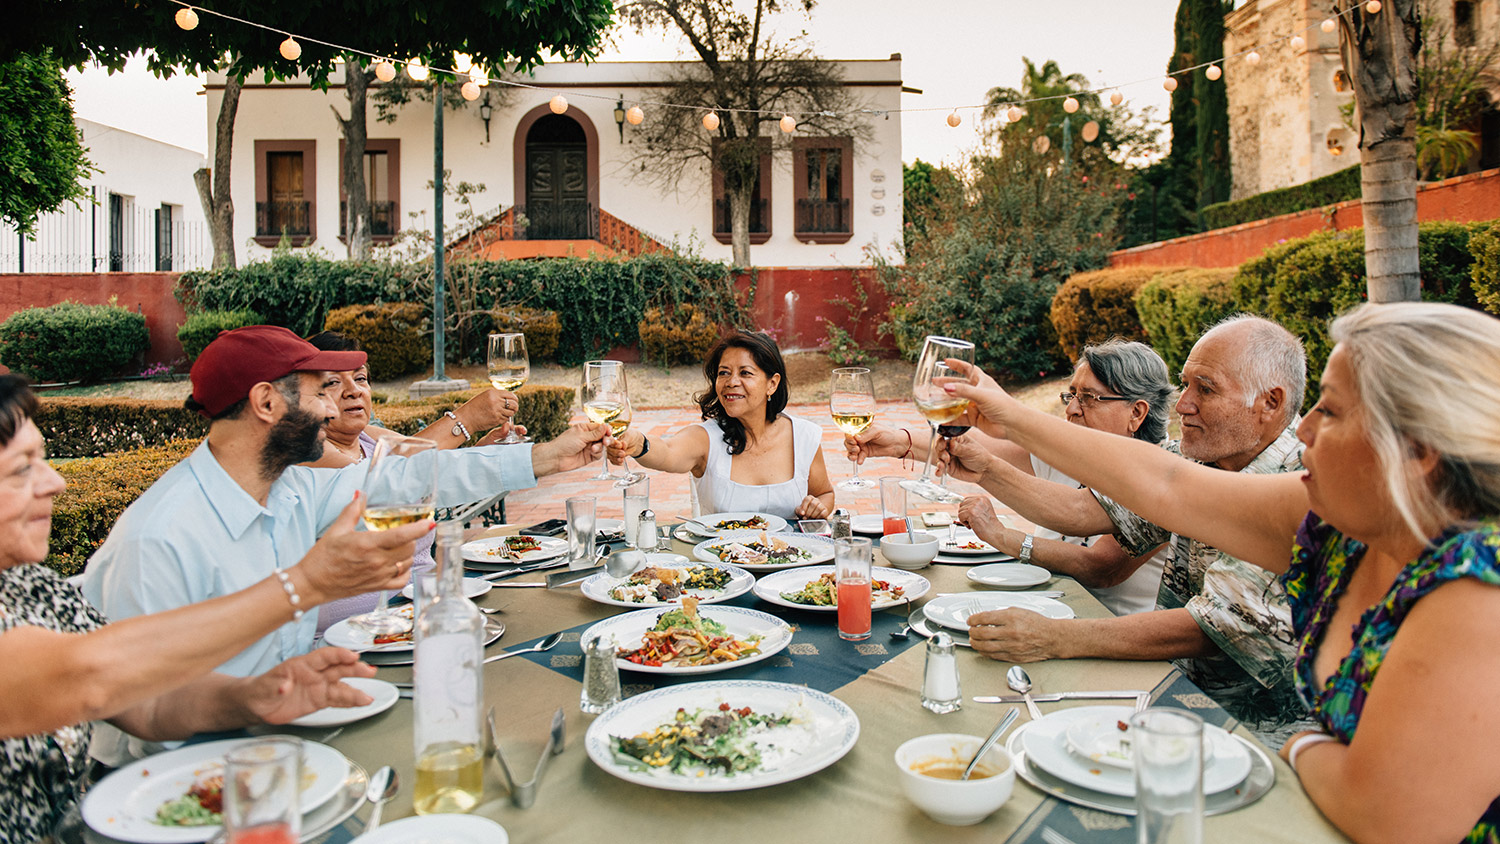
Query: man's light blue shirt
80,439,535,677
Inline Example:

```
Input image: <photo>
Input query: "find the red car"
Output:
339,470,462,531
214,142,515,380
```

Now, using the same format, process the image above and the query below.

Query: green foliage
878,301,925,362
0,303,148,383
1050,266,1187,361
1133,267,1239,374
177,252,414,337
904,160,952,250
1472,221,1500,315
638,305,719,366
821,321,870,367
1200,166,1361,231
177,309,263,362
36,397,206,458
323,302,430,380
1416,125,1480,181
490,306,561,364
0,50,93,236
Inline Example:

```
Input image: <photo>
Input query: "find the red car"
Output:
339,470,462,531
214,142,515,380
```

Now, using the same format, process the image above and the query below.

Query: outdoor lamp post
614,97,626,142
479,92,493,143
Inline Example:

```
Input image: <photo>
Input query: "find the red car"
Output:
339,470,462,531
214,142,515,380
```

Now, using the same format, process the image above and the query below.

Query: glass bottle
412,523,485,814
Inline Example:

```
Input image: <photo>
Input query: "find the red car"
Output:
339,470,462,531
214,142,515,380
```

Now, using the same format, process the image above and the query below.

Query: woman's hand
606,429,646,465
794,495,831,520
942,435,995,483
844,425,912,464
297,493,429,604
476,424,526,447
240,648,378,725
942,359,1017,438
461,389,519,432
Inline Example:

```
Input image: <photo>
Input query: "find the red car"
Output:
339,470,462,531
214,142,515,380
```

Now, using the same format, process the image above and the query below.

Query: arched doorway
522,113,595,239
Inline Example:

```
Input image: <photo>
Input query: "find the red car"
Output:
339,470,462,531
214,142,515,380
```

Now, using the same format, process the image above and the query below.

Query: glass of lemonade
830,367,877,491
487,332,530,444
900,336,975,504
223,738,301,844
347,432,437,637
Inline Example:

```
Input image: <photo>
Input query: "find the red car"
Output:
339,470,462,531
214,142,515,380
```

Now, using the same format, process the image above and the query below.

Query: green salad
611,703,795,774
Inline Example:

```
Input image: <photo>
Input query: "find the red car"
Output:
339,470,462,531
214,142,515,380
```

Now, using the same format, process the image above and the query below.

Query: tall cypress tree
1191,0,1234,208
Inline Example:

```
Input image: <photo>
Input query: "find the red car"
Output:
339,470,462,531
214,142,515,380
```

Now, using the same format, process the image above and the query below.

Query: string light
374,60,396,82
702,111,720,131
1365,0,1381,12
946,111,962,127
1321,18,1337,32
1163,77,1178,92
406,59,429,81
1110,92,1123,106
549,95,568,114
779,114,796,133
471,65,489,86
1063,97,1079,114
1006,105,1023,123
461,81,481,101
1290,35,1306,50
279,36,301,61
453,52,473,73
1245,51,1262,65
174,6,198,30
1081,121,1100,142
626,106,645,125
1205,64,1222,81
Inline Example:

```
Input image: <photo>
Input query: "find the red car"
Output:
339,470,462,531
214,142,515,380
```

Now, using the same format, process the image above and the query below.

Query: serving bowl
894,733,1015,825
879,532,940,569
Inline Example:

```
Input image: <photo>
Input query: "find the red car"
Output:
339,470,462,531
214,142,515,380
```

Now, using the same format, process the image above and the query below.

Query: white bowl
894,733,1016,826
880,533,940,569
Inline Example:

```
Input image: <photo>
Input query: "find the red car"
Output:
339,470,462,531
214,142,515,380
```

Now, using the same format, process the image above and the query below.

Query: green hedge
49,438,199,576
38,397,207,458
489,307,561,364
1050,266,1187,362
638,305,720,366
1469,220,1500,315
1134,267,1239,375
177,309,263,362
0,303,149,383
324,302,430,380
1200,166,1361,231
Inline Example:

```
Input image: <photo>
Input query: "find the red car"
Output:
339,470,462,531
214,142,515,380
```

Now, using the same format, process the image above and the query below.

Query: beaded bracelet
273,569,305,622
1287,732,1338,773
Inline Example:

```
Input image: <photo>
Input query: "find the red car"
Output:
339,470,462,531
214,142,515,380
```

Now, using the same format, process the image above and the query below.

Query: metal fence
0,188,211,273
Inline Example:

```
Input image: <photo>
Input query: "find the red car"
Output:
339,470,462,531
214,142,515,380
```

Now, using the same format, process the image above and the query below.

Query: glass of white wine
829,366,877,491
346,432,438,638
900,336,975,504
580,360,644,485
487,332,530,444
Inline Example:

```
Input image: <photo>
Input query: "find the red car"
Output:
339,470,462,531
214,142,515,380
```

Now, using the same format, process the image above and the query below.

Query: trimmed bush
323,302,430,380
177,309,263,362
376,384,575,444
638,305,719,366
1200,166,1361,231
1050,266,1187,361
37,397,206,458
0,302,149,383
1473,220,1500,315
490,306,561,363
1134,268,1239,374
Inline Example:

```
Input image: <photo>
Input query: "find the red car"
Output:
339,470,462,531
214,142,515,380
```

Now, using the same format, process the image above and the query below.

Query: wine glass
487,332,531,444
900,336,975,504
580,360,644,485
346,433,438,637
829,367,877,491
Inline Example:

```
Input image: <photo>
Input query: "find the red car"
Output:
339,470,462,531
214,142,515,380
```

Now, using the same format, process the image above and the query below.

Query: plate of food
921,592,1075,630
287,677,400,728
321,605,504,663
937,529,1001,555
580,557,754,608
751,565,930,612
584,679,860,792
692,531,833,572
460,534,568,568
580,598,793,675
682,512,790,537
966,563,1052,589
81,738,348,843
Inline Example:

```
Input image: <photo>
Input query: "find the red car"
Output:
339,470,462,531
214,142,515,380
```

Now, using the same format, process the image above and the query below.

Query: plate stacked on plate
752,565,931,612
932,529,1017,565
460,534,569,571
323,606,504,666
579,555,755,608
966,563,1052,589
692,531,834,572
921,592,1075,628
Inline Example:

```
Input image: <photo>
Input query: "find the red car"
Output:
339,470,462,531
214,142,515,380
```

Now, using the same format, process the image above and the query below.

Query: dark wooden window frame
337,138,402,244
711,137,772,245
792,136,853,244
254,139,316,247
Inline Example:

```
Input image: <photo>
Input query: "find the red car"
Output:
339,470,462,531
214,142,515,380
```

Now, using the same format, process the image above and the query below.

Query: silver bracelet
273,569,305,622
444,410,471,440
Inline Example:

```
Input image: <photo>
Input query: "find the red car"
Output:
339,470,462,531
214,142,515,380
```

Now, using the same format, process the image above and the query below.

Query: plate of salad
692,531,833,572
584,679,860,792
579,556,754,608
580,598,793,675
751,565,931,612
681,512,790,537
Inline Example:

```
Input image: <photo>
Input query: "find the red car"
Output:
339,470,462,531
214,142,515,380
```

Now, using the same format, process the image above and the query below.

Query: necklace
329,437,364,462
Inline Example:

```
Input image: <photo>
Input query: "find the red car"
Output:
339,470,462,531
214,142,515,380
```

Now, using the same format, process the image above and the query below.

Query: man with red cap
81,326,608,680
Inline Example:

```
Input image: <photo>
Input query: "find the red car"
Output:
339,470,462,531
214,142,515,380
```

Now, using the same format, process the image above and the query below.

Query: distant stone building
1224,0,1500,200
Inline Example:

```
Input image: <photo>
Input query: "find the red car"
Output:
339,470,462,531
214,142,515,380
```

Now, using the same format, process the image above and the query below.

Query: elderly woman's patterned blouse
0,564,106,843
1286,513,1500,842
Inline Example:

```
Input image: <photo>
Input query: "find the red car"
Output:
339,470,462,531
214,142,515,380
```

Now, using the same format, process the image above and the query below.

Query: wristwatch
635,435,650,459
1019,533,1035,563
444,410,471,440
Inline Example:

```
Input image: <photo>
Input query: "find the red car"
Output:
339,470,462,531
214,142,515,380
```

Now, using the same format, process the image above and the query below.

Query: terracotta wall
737,267,894,353
1110,167,1500,269
0,272,186,367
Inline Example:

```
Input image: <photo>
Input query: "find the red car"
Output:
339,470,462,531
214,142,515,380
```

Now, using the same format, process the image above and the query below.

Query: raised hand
843,424,914,465
298,492,429,604
606,429,646,466
941,358,1015,438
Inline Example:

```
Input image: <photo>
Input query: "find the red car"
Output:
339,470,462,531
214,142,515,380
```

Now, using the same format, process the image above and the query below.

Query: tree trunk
195,73,242,269
336,60,373,260
1341,0,1422,302
729,186,752,268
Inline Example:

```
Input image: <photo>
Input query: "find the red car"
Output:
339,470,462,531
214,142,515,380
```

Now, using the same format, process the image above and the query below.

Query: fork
965,599,984,621
1040,826,1081,844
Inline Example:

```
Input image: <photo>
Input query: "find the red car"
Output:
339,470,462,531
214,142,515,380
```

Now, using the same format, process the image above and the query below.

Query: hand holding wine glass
829,367,877,491
901,336,975,504
487,333,531,444
581,361,644,485
346,433,437,638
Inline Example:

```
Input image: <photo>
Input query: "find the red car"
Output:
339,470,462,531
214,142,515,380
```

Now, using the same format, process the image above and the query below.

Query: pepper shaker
829,509,853,540
921,632,962,713
637,509,658,551
580,636,622,714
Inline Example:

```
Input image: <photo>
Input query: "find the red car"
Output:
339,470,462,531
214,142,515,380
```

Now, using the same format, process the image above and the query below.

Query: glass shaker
921,632,962,713
581,635,622,714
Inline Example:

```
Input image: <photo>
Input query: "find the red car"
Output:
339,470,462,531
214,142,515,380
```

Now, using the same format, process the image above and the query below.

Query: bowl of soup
894,733,1015,825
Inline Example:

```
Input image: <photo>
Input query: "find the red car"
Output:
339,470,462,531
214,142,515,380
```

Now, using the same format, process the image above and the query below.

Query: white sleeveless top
691,414,823,520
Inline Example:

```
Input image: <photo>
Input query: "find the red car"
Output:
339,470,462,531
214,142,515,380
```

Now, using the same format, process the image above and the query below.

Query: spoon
363,765,398,833
963,708,1019,780
482,631,564,665
675,515,716,534
1007,665,1044,721
605,548,648,579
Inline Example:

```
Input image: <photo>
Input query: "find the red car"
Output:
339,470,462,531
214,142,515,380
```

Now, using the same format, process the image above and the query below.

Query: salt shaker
580,636,621,714
829,509,852,540
921,632,962,713
637,509,658,551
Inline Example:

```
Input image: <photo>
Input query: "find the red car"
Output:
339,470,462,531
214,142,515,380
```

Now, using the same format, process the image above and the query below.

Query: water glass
224,737,301,844
834,537,873,641
1132,708,1205,844
879,476,908,536
566,496,597,569
622,477,650,548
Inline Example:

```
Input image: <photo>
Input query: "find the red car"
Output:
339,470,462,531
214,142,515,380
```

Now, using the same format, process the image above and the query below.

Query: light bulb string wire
166,0,1367,121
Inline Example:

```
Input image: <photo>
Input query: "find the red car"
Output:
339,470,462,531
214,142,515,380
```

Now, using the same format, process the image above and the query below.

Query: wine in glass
900,336,975,504
829,367,877,491
347,433,438,638
487,332,531,444
580,361,644,485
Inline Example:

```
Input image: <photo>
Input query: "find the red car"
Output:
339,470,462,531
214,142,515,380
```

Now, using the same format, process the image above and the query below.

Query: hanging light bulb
1245,51,1262,65
461,81,481,101
1206,64,1222,81
1365,0,1381,12
174,7,199,30
1163,76,1179,92
374,60,397,82
1006,105,1023,123
453,52,473,73
279,36,301,61
626,106,644,125
549,95,568,114
471,64,489,86
945,111,962,127
702,111,720,131
1321,18,1337,32
1063,97,1079,114
1290,35,1306,50
406,59,429,81
779,114,796,133
1081,121,1100,143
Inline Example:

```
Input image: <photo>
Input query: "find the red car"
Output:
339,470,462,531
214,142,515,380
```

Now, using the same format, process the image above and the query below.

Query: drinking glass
1132,708,1205,844
900,336,976,504
622,476,650,549
835,537,873,641
565,496,597,570
487,332,530,444
223,737,301,844
829,367,877,491
580,360,644,485
934,366,971,497
879,476,908,537
347,433,437,638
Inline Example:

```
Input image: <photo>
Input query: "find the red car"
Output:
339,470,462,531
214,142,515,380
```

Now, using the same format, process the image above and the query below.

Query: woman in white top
608,330,835,521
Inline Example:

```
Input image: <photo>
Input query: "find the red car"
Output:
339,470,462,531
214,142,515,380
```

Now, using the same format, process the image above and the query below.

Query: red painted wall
1110,167,1500,269
0,272,186,367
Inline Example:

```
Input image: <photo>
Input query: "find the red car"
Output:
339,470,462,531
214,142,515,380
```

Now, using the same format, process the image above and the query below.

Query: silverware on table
971,690,1149,704
964,708,1020,780
1007,665,1044,721
393,632,564,689
488,707,566,808
362,766,398,834
480,558,573,582
1041,826,1082,844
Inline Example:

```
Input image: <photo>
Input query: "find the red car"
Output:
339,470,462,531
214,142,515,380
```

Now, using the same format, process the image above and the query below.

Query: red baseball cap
189,325,368,418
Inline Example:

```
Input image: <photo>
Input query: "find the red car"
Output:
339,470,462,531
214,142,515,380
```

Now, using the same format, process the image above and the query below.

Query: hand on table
241,647,378,725
297,492,430,603
795,495,831,520
967,608,1068,663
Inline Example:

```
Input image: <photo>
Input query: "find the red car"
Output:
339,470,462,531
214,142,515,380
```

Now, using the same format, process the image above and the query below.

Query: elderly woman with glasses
848,339,1173,616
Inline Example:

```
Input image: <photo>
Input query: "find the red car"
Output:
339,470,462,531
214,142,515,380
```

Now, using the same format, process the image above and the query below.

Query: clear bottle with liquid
412,523,485,814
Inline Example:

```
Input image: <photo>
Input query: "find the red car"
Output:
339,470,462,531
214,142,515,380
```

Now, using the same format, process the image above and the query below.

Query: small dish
400,576,492,600
288,677,400,728
894,733,1015,825
966,563,1051,589
879,532,940,569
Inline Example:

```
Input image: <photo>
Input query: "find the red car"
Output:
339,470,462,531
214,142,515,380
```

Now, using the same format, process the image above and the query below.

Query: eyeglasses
1060,391,1130,408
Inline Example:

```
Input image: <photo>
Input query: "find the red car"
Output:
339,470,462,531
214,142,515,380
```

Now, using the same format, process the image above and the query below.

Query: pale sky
66,0,1181,166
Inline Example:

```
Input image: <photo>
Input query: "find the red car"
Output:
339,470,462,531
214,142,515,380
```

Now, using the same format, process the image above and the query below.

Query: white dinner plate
581,605,793,675
399,576,492,600
82,738,349,843
287,678,400,728
322,605,417,653
682,511,790,536
966,563,1053,589
596,517,625,539
692,532,834,572
460,534,568,565
937,529,1001,555
932,551,1018,565
352,814,509,843
850,514,885,534
584,680,860,792
922,592,1075,630
579,556,754,608
1018,706,1251,797
752,565,930,612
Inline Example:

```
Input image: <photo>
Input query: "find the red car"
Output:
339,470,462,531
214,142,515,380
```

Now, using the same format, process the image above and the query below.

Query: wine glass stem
918,423,941,483
600,448,611,477
849,455,862,479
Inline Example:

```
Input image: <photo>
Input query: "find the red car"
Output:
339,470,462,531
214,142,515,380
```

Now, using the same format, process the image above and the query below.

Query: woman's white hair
1330,302,1500,543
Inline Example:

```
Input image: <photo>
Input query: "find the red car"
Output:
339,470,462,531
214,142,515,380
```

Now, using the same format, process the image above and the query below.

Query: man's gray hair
1201,314,1306,422
1078,339,1174,444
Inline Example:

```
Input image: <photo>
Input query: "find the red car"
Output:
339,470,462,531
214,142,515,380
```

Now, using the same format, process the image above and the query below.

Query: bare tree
193,73,242,270
619,0,871,267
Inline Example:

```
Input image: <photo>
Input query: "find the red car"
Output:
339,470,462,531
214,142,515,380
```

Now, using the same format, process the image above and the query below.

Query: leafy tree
902,159,953,250
1413,0,1499,179
0,50,93,236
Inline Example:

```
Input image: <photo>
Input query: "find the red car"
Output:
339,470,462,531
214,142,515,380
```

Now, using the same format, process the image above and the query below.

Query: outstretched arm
946,435,1115,536
959,496,1159,589
607,424,710,476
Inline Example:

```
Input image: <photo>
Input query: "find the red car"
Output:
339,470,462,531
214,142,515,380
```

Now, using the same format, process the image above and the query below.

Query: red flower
1127,192,1136,200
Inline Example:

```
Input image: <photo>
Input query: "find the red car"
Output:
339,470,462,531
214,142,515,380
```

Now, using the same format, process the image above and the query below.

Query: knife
971,691,1149,704
545,565,603,588
480,558,572,582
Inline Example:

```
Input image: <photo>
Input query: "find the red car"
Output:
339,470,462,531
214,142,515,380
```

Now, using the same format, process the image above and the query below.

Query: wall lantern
479,92,494,143
614,97,627,142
